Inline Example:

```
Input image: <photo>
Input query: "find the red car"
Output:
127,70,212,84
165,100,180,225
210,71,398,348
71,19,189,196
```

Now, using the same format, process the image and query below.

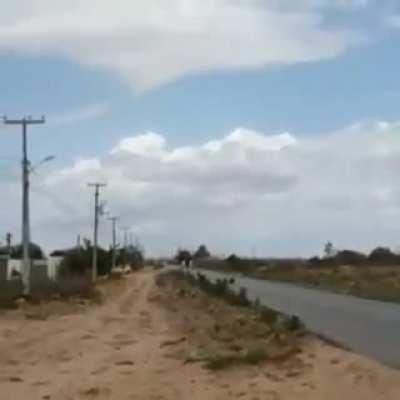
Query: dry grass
257,265,400,303
154,271,304,371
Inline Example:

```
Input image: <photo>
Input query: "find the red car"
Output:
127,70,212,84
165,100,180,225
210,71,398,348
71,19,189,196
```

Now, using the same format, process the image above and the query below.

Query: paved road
190,268,400,368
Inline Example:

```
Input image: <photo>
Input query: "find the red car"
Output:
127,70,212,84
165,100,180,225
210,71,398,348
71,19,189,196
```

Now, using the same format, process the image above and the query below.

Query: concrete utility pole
6,233,12,253
3,116,45,295
108,217,119,271
87,183,106,283
121,226,130,266
129,233,135,247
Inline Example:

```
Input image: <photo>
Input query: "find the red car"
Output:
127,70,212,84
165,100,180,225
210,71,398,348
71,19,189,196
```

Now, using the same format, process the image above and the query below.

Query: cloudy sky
1,0,400,257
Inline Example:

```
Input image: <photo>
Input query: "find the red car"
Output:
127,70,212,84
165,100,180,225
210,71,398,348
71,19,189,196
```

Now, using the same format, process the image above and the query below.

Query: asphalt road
189,268,400,368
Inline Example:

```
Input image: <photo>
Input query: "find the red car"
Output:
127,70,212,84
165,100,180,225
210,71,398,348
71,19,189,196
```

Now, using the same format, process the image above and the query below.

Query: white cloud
0,0,364,91
4,121,400,257
111,132,166,158
49,103,109,126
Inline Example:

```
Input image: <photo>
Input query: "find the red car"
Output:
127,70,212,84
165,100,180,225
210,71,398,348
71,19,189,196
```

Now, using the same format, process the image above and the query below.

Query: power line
87,182,107,283
3,116,45,295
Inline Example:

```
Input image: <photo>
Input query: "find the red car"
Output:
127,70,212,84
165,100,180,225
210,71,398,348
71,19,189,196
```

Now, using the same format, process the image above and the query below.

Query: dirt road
0,270,400,400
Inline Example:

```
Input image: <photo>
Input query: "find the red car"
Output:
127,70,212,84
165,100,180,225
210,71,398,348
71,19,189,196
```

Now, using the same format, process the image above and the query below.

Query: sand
0,269,399,400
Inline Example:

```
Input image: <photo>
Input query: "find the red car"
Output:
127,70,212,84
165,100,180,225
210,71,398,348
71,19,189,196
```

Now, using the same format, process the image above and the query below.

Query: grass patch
158,270,304,371
204,348,269,370
179,270,304,333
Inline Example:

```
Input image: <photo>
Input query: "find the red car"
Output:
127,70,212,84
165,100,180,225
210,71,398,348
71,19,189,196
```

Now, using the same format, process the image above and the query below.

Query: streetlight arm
29,155,55,173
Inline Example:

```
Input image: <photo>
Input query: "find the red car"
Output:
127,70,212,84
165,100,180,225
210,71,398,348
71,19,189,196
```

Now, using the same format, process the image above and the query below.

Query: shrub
368,247,400,265
175,249,192,266
284,315,303,332
258,305,279,324
116,244,145,269
0,280,24,308
59,246,112,277
333,250,367,266
193,245,211,259
230,287,251,307
205,348,269,370
10,242,45,260
226,254,241,264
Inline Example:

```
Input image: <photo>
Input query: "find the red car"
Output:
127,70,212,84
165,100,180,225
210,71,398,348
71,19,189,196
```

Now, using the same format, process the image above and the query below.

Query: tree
226,254,241,264
193,244,210,259
324,241,335,258
59,238,112,277
334,250,366,266
175,249,192,267
117,243,145,269
368,247,399,265
11,242,45,260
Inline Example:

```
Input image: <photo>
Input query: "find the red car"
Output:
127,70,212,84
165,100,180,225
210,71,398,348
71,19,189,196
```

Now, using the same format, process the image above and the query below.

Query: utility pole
129,232,137,248
108,217,119,271
6,233,12,254
87,183,106,283
121,226,129,266
3,116,45,295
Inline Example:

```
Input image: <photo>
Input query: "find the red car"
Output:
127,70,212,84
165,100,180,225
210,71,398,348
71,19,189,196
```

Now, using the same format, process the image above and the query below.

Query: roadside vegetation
59,237,144,277
192,245,400,304
255,263,400,303
155,270,304,371
0,238,145,309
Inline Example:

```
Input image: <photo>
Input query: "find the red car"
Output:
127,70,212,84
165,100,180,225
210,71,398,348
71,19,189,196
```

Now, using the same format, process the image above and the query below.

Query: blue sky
1,1,400,256
1,23,399,164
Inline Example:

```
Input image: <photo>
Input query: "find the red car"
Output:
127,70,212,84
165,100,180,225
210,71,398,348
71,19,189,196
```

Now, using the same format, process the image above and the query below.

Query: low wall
6,257,62,281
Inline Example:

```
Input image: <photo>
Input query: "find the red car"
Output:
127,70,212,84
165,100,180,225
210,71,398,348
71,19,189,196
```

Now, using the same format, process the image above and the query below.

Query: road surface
191,268,400,368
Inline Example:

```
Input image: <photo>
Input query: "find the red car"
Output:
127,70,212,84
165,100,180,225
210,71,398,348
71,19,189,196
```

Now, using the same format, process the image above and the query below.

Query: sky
1,0,400,257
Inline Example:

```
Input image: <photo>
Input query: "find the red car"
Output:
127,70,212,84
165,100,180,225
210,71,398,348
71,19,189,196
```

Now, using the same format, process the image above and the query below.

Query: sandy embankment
0,269,399,400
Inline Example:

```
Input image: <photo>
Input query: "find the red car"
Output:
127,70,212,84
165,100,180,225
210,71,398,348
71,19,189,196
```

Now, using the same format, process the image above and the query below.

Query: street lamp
30,155,55,173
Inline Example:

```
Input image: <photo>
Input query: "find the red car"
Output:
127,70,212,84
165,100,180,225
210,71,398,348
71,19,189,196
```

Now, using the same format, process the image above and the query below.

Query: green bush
59,245,111,277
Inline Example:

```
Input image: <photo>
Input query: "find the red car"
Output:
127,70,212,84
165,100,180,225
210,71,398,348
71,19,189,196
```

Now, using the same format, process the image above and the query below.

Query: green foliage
181,271,299,331
116,243,145,269
282,315,303,332
258,305,279,325
0,280,24,308
368,247,400,265
204,354,236,370
10,242,45,260
324,241,335,258
184,272,255,308
204,348,269,370
230,287,251,307
226,254,241,264
193,244,211,259
175,249,192,266
59,239,112,277
334,250,367,265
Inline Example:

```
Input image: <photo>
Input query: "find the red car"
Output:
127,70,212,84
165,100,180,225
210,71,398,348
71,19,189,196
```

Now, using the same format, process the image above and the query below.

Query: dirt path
0,269,400,400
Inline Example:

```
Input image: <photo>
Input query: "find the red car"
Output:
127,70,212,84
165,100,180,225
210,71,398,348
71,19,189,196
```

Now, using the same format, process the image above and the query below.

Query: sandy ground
0,269,400,400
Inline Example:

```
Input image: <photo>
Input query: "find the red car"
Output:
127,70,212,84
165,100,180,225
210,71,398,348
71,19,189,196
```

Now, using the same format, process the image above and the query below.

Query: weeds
204,348,269,370
0,276,98,309
184,271,249,307
178,270,301,333
159,270,304,371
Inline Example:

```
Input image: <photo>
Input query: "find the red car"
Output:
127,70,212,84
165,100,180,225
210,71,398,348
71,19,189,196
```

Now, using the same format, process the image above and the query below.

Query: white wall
48,256,63,280
6,258,63,280
7,259,22,280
